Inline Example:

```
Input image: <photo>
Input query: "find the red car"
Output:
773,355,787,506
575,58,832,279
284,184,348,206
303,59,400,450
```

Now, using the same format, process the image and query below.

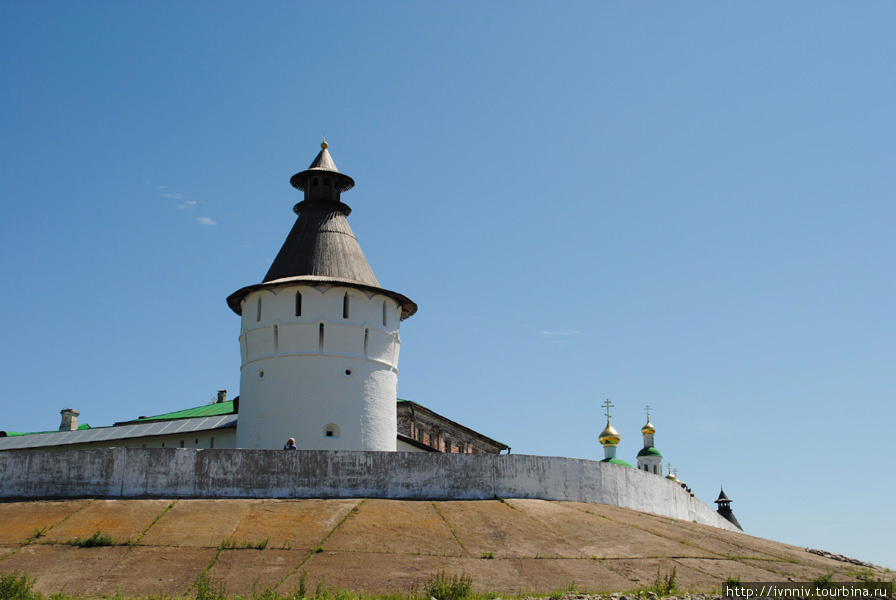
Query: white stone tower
228,142,417,450
636,405,663,475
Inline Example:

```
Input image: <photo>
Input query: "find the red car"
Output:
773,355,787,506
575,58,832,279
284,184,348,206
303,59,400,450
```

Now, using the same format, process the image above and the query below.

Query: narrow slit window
319,323,325,353
256,297,262,322
364,328,369,357
273,324,279,353
382,301,388,326
295,291,302,316
343,293,349,318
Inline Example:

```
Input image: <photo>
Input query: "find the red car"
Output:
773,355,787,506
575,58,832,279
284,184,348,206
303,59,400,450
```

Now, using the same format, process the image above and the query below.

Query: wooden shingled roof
226,144,416,319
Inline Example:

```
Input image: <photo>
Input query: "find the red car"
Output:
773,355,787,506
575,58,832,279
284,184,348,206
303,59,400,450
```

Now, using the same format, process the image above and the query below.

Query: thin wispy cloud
539,330,582,345
539,330,582,339
197,217,217,226
160,192,186,200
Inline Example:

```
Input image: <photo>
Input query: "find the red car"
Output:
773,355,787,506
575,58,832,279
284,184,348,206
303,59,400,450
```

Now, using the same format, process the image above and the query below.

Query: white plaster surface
0,449,740,532
235,284,402,451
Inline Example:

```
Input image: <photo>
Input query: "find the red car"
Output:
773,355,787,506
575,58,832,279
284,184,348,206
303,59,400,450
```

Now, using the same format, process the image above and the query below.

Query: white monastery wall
0,449,740,532
235,284,402,451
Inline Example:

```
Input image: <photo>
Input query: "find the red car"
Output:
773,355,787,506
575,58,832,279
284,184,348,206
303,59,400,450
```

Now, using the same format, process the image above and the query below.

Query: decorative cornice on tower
226,142,417,320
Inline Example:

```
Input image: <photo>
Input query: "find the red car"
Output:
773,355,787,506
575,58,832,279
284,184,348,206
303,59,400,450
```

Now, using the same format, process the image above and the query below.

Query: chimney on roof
217,390,227,404
60,409,80,431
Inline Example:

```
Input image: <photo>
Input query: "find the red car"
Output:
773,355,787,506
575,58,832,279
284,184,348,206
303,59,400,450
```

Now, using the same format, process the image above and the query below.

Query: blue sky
2,2,894,570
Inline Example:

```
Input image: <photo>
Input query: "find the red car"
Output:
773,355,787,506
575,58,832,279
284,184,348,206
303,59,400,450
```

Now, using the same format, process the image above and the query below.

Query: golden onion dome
641,420,656,435
598,421,621,446
665,472,678,481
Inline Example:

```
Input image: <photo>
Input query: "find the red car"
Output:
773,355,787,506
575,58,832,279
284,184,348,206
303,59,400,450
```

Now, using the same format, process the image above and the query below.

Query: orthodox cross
644,404,652,420
602,399,614,421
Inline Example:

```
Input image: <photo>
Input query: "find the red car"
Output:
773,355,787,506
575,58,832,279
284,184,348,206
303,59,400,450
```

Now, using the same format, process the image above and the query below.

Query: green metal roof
601,457,634,468
117,400,236,424
637,446,663,458
0,424,91,438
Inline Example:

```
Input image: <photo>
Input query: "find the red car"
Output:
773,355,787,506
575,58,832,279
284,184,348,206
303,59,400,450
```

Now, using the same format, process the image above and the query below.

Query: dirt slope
0,499,887,597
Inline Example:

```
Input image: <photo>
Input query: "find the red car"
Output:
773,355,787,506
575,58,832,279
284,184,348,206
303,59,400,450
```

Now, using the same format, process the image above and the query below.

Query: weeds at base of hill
423,571,473,600
0,573,41,600
195,573,227,600
724,576,742,586
548,582,577,600
650,567,676,596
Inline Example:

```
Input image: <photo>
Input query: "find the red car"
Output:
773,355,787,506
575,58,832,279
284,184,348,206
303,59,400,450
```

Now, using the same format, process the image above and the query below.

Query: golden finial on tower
598,399,620,447
642,404,655,435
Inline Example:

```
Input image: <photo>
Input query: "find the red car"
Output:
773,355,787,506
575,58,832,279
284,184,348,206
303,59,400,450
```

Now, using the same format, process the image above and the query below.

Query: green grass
423,571,473,600
66,531,119,548
0,573,42,600
650,567,677,596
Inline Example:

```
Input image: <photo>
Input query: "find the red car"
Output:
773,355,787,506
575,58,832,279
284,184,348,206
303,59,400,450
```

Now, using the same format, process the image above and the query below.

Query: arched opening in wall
343,293,350,318
256,297,262,322
364,327,369,357
382,301,388,326
273,324,279,353
324,423,340,439
653,464,658,474
295,291,302,317
319,323,325,354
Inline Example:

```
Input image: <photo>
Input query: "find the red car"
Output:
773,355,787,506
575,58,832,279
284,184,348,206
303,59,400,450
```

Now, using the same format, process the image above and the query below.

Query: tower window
364,328,369,357
324,423,340,439
295,291,302,316
273,324,279,353
256,297,262,322
312,177,319,186
343,293,350,318
382,301,388,326
319,323,324,353
324,177,331,187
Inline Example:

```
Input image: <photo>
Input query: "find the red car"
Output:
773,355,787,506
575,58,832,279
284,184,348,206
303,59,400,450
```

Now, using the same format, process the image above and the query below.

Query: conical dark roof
226,143,416,320
262,202,380,285
715,488,731,503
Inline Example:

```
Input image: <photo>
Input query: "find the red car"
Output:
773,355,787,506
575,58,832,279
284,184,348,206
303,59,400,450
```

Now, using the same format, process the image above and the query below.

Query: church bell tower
227,142,417,450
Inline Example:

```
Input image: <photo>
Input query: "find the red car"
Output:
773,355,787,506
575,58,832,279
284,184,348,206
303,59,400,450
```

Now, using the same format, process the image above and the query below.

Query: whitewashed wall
235,284,402,451
0,449,740,532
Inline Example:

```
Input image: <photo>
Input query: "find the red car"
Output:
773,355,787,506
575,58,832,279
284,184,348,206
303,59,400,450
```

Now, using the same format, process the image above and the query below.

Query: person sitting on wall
283,438,297,450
